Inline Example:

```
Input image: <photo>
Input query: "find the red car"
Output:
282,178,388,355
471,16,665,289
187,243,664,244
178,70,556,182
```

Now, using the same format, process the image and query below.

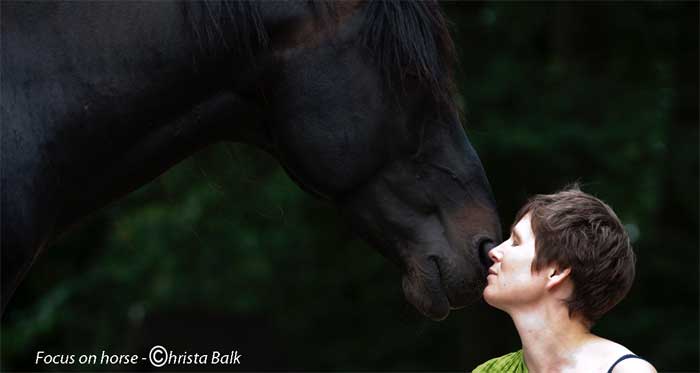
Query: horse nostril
478,239,496,269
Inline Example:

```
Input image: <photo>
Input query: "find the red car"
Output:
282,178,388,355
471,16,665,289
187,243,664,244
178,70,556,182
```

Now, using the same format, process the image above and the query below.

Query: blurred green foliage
2,2,698,371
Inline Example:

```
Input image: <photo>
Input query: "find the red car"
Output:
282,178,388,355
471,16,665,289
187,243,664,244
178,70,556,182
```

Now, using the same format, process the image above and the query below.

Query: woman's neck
509,303,594,372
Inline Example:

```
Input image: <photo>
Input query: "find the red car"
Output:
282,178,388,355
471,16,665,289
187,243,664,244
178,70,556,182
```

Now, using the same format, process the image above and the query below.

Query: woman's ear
545,267,571,290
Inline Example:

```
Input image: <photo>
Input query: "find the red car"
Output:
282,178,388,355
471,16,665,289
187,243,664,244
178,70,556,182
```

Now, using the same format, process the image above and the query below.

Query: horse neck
10,2,267,238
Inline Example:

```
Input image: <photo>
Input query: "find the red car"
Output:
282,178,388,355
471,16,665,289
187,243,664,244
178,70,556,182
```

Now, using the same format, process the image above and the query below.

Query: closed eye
510,230,522,247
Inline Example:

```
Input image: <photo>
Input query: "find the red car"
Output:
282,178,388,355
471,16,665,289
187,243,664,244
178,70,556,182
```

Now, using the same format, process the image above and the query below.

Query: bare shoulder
594,338,657,373
585,336,633,358
612,357,657,373
584,336,656,372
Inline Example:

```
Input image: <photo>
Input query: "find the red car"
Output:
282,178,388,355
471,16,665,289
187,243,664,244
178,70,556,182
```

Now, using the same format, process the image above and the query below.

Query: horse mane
187,1,456,110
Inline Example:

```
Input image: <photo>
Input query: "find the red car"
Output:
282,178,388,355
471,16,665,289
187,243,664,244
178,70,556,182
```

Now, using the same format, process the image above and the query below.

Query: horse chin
401,260,451,321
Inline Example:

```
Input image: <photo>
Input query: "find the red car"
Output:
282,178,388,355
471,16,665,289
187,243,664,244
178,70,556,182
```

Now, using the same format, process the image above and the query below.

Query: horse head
220,1,502,320
0,1,500,319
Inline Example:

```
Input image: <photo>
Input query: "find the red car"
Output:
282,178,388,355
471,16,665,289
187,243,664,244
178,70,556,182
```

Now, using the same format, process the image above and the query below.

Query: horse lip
401,259,451,320
430,256,454,307
431,256,471,312
401,236,494,318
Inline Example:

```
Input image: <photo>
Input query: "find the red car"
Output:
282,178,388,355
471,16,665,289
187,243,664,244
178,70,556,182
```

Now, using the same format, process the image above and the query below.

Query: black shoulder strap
607,354,645,373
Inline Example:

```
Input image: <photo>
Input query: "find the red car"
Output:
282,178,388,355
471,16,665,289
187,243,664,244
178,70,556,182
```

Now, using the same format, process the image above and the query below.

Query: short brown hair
513,185,636,326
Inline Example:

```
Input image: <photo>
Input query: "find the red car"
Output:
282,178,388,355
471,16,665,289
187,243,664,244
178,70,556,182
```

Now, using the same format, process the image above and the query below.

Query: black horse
1,1,501,321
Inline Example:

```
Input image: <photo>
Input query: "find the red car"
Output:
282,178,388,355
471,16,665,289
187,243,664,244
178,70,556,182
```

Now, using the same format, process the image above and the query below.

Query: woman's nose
488,245,503,263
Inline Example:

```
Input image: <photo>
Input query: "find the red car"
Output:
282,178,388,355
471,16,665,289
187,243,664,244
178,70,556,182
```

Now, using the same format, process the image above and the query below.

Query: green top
473,350,529,373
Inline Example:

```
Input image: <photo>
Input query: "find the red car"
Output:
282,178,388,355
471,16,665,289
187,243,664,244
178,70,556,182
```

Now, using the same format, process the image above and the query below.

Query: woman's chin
482,286,497,307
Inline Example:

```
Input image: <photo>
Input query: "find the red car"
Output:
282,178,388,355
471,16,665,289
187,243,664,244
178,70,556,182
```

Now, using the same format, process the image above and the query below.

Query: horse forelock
359,1,457,112
187,1,456,111
185,1,269,63
321,0,458,111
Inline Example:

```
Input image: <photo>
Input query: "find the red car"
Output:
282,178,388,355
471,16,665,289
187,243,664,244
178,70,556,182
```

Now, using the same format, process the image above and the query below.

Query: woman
474,187,656,373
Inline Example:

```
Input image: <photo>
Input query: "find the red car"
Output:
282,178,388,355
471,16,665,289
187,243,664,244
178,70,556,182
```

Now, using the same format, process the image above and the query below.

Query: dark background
2,2,698,371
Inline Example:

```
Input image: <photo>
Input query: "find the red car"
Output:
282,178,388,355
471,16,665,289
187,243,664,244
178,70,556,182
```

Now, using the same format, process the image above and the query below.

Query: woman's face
483,214,550,310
